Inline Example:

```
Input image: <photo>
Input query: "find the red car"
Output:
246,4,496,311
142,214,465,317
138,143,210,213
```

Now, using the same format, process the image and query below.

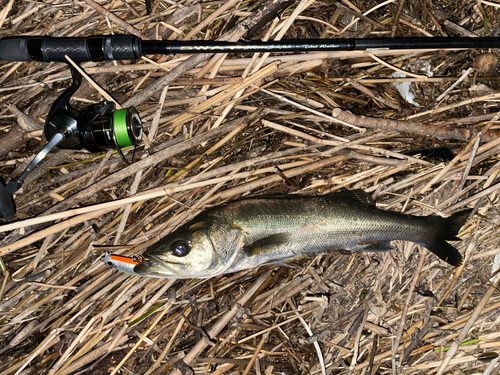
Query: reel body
45,100,142,153
0,65,143,220
44,65,142,153
78,104,142,153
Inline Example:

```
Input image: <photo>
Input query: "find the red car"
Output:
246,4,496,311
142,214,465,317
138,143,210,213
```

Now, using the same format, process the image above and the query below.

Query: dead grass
0,0,500,374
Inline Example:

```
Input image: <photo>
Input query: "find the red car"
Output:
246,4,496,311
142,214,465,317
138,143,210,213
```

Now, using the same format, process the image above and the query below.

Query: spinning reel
0,65,142,220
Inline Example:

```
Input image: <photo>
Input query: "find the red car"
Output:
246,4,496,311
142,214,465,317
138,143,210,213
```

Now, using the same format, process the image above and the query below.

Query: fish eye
171,240,191,257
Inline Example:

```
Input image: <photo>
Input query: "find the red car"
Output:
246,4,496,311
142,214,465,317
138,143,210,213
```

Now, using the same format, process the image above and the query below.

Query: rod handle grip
0,36,142,62
0,37,31,61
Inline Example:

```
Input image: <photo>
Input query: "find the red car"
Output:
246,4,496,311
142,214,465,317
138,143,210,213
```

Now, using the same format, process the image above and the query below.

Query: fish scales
103,190,471,279
220,196,431,273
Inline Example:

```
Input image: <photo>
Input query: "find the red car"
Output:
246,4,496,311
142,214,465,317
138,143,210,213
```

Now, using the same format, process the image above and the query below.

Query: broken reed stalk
170,270,272,374
332,108,500,143
392,247,427,369
436,274,500,374
2,0,500,374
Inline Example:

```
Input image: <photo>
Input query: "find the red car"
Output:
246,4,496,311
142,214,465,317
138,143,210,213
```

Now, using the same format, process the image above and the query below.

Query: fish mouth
133,253,231,279
133,254,182,278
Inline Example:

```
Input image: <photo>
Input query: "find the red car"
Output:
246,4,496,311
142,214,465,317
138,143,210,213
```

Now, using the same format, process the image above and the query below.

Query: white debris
390,59,434,107
391,71,419,106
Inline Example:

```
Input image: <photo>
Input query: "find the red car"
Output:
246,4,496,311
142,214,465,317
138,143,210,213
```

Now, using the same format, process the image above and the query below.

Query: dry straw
0,0,500,375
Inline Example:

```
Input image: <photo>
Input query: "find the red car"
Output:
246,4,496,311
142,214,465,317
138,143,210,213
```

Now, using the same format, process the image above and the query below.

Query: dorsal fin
324,190,375,206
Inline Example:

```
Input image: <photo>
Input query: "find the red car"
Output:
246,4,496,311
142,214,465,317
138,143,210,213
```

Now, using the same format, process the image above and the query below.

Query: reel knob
44,108,80,149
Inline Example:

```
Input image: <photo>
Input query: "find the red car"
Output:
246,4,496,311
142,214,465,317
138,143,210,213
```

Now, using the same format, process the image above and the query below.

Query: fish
104,190,471,279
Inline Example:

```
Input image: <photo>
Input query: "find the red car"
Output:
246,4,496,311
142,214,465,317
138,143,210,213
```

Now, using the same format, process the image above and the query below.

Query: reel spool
0,65,142,220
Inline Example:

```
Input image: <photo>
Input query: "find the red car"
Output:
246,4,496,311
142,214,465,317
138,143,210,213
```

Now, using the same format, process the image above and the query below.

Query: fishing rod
1,35,500,62
0,34,497,220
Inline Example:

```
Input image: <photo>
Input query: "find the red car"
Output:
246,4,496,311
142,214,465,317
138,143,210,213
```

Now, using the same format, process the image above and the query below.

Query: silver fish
111,190,470,279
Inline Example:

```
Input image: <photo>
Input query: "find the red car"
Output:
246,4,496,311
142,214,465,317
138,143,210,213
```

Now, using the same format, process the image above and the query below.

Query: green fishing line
113,109,133,147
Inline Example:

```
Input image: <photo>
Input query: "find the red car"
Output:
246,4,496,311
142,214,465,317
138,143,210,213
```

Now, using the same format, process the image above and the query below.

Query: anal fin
261,256,299,268
359,240,394,252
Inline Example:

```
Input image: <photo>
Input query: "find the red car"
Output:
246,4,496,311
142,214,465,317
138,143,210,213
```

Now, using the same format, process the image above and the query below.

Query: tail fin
421,209,472,266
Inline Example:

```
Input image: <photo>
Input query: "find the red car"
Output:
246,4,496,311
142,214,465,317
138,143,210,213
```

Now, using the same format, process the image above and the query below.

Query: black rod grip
0,37,31,61
0,36,142,62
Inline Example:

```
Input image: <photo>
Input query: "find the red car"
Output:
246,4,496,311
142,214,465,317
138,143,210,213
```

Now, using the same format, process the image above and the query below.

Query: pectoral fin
243,233,291,256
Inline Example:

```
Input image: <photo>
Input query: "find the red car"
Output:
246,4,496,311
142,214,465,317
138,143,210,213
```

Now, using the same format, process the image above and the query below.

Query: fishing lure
101,252,156,277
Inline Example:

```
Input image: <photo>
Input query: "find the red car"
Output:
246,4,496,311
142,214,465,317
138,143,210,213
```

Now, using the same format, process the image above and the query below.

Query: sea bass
105,190,471,279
